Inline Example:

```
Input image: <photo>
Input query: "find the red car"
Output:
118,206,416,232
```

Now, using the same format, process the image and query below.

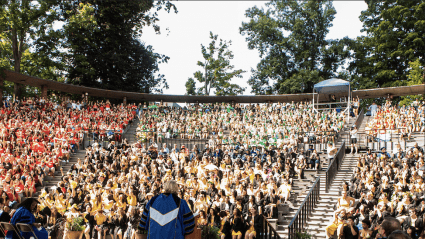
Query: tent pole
348,84,351,125
317,92,320,112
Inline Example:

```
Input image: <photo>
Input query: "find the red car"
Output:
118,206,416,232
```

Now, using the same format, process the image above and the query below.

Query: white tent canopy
313,78,351,124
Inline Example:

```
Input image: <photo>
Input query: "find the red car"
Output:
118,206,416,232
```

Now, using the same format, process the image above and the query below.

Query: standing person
350,126,359,154
140,180,195,239
327,142,337,164
6,198,48,239
369,103,378,117
353,97,360,117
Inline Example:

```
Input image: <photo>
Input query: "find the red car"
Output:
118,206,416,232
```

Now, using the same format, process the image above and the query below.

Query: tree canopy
185,32,245,96
0,0,176,96
240,0,351,95
348,0,425,89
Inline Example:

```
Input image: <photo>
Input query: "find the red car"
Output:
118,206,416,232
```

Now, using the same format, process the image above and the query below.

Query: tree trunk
11,25,22,101
0,79,3,101
204,65,208,95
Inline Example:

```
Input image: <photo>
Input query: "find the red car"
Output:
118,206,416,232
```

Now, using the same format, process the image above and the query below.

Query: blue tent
312,78,351,124
313,78,350,94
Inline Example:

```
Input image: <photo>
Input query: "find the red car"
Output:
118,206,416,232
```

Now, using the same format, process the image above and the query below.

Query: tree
399,59,425,106
62,0,176,93
185,78,197,95
1,0,176,97
0,0,62,98
240,0,351,95
186,32,245,96
351,0,425,88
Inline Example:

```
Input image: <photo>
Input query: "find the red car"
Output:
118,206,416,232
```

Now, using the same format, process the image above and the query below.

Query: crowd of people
365,99,425,143
5,95,405,239
326,99,425,239
0,99,347,239
0,97,135,238
136,102,346,153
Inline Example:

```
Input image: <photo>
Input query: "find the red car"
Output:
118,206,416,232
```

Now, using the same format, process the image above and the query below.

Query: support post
13,83,21,102
123,97,127,105
348,84,351,125
41,85,48,99
0,79,3,101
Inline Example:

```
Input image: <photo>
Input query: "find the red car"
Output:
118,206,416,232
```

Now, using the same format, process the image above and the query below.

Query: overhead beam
2,70,424,103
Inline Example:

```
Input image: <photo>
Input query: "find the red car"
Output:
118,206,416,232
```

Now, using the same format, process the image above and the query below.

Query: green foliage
350,0,425,88
296,231,312,239
399,59,424,106
0,0,176,96
0,0,63,85
66,217,85,231
240,0,350,94
185,78,197,95
407,59,424,86
62,0,175,93
188,32,245,96
201,225,220,239
280,69,323,94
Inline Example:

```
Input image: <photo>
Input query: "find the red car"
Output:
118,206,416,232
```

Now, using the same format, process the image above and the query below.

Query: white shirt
327,146,336,159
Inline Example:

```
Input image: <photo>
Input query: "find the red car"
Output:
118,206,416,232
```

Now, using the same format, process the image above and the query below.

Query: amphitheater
0,70,424,239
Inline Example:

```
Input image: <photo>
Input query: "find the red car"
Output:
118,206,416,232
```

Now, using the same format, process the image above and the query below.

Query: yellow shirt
116,200,127,210
92,201,102,213
55,199,67,213
70,180,78,189
95,213,107,225
127,195,137,207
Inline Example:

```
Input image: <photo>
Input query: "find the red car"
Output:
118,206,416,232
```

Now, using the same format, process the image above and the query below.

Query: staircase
275,116,358,238
290,115,367,239
37,119,140,196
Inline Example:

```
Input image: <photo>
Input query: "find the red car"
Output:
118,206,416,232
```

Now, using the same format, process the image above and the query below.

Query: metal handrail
260,215,281,239
287,177,320,239
325,141,346,193
354,108,365,129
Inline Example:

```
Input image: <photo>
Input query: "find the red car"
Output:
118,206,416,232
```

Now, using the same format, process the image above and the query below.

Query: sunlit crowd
327,99,425,239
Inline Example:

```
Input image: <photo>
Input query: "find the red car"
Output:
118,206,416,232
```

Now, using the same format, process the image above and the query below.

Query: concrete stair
34,119,140,197
292,116,367,239
275,117,358,238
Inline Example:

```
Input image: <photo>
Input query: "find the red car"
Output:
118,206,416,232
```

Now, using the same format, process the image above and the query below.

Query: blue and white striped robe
140,193,195,239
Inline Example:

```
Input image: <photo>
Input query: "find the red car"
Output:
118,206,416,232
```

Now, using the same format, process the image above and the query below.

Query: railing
161,137,209,153
287,177,321,239
356,131,409,152
135,130,210,152
83,130,124,148
354,108,365,129
325,141,346,193
259,215,281,239
299,130,340,153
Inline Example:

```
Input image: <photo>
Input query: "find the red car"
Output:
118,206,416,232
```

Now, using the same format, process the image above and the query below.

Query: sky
140,1,368,96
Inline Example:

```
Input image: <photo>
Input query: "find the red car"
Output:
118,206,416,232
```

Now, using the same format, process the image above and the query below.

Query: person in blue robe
6,198,48,239
140,180,195,239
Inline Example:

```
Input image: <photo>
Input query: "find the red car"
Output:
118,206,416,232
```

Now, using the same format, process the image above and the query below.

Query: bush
201,225,220,239
66,217,86,231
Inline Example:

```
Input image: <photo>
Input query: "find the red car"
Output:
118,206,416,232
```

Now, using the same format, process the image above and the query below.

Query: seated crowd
0,96,356,239
0,97,134,207
8,100,349,239
327,99,425,239
365,100,425,143
137,102,346,153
